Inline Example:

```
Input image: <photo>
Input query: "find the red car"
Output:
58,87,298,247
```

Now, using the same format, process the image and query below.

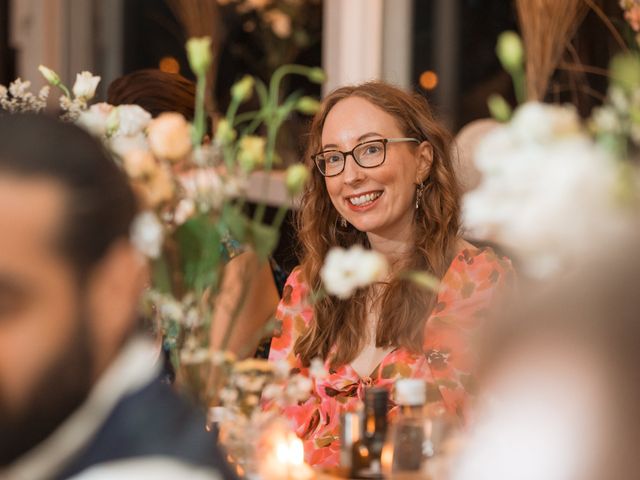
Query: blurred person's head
453,238,640,480
453,118,498,194
0,114,144,465
107,69,196,120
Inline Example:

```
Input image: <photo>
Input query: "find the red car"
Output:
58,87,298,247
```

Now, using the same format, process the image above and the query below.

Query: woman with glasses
268,81,514,467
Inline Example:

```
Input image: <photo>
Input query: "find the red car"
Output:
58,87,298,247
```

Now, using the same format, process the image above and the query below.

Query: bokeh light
419,70,439,90
159,56,180,74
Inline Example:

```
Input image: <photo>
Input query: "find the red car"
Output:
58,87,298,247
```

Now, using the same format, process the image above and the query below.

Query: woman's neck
367,231,414,268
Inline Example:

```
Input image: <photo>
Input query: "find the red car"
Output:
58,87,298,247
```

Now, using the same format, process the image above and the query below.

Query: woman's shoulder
448,239,514,278
436,240,515,304
426,240,515,326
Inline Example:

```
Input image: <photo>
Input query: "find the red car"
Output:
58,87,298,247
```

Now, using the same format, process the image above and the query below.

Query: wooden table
315,469,430,479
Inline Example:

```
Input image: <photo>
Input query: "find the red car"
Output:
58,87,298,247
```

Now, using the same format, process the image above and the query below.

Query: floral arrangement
464,32,640,278
218,0,322,78
214,356,325,473
2,36,441,473
620,0,640,47
0,78,49,113
0,37,328,410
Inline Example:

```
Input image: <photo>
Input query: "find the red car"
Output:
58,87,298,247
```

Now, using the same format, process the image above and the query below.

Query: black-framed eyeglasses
312,137,421,177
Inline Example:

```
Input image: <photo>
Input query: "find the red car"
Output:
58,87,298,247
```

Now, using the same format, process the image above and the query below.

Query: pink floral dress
268,246,514,467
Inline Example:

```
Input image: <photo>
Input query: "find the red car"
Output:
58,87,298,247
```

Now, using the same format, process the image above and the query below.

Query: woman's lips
345,190,383,212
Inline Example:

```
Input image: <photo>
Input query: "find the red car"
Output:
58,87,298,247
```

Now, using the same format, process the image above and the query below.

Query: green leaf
174,214,222,294
222,203,249,242
150,256,173,294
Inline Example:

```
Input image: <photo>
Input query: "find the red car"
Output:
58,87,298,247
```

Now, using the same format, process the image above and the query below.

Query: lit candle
260,430,315,480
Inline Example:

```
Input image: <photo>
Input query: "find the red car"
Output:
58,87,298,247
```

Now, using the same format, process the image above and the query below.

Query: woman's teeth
349,192,381,206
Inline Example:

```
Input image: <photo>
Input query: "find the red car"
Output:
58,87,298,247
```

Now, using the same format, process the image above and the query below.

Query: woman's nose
342,153,364,185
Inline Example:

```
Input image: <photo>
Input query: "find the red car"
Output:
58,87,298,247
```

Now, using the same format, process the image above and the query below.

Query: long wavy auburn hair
294,82,461,368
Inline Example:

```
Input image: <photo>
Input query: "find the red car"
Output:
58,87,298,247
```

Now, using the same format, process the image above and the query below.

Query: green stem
271,204,289,230
192,73,207,146
233,110,261,126
58,83,71,99
512,68,526,104
238,114,264,139
225,96,242,125
252,123,279,225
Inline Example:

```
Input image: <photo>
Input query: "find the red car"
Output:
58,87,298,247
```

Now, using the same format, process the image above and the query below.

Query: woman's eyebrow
321,132,383,150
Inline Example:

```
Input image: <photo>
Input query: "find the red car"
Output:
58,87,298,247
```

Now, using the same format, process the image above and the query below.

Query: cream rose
148,112,192,162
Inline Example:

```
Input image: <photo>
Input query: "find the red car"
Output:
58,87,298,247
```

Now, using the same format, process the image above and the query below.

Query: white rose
75,102,113,138
72,71,101,101
109,132,149,158
115,104,152,137
179,168,225,210
462,101,627,278
608,85,629,113
130,211,164,258
320,245,388,299
591,106,621,134
511,102,581,145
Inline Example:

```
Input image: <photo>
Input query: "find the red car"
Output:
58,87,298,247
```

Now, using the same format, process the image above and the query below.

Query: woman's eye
326,154,342,164
363,144,382,155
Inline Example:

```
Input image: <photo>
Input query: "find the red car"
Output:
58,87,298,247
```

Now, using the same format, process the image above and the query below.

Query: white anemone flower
320,245,388,299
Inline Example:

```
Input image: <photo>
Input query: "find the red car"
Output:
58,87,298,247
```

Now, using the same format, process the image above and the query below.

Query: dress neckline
340,244,492,383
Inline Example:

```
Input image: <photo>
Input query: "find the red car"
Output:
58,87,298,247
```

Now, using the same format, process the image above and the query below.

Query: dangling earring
339,216,348,228
415,182,425,210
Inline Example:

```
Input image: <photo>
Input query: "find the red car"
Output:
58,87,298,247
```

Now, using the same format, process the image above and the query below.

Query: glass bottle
351,387,389,479
385,378,428,474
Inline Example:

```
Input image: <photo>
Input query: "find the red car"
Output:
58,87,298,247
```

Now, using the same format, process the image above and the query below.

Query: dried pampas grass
166,0,223,118
516,0,590,101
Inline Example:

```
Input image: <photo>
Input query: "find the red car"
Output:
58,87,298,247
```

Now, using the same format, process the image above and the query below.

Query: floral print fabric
268,246,514,467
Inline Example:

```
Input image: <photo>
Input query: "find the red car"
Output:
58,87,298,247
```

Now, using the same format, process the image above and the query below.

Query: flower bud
72,71,101,101
237,135,266,172
295,96,321,115
405,271,440,292
496,31,524,74
214,119,237,146
186,37,213,77
231,75,254,103
285,164,310,195
38,65,61,86
487,94,512,123
106,108,120,137
307,67,326,84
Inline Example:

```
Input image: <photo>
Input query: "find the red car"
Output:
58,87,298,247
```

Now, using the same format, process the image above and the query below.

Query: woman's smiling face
321,96,430,240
